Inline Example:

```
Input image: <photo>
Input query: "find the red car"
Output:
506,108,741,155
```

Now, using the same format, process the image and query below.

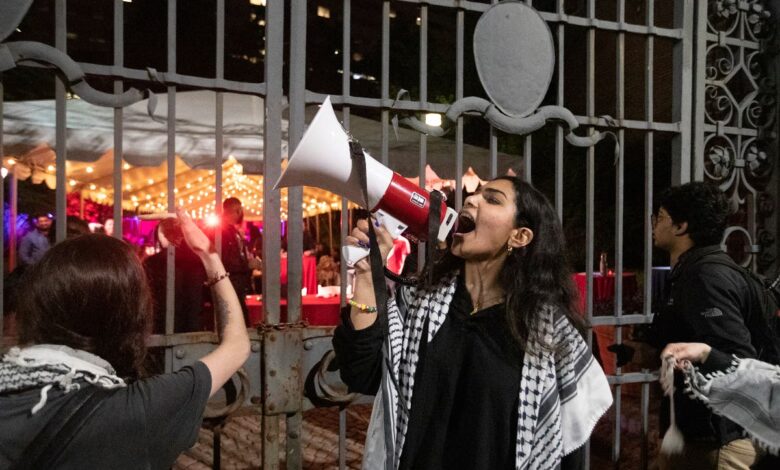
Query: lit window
317,6,331,18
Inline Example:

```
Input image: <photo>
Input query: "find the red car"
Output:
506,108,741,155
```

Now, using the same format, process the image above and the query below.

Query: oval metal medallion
473,2,555,118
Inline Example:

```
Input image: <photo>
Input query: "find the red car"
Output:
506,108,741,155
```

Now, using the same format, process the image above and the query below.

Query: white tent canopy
2,91,518,217
3,90,269,172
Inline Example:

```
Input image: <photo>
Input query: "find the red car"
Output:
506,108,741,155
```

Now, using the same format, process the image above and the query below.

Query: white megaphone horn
274,96,458,267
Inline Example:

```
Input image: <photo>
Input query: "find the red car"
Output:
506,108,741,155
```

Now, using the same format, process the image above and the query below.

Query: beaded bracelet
347,299,378,313
204,271,230,287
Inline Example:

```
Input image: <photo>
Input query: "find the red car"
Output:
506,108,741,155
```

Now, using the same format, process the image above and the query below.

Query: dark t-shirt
0,361,212,469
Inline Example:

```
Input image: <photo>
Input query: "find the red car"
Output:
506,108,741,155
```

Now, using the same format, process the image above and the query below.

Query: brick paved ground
174,405,372,470
176,388,660,469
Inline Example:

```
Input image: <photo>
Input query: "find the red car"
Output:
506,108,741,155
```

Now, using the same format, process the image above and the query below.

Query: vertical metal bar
113,0,124,240
339,0,353,303
554,0,565,219
164,0,177,343
55,0,67,244
641,380,650,470
613,1,626,463
585,0,595,334
380,1,391,166
287,411,303,470
417,4,429,268
339,408,347,470
641,3,656,468
287,1,307,467
262,0,283,327
489,127,498,179
263,414,280,470
691,0,708,181
671,0,694,185
340,199,348,306
523,136,531,182
455,9,464,211
522,0,533,180
286,0,307,329
584,1,596,467
263,0,284,467
215,0,224,257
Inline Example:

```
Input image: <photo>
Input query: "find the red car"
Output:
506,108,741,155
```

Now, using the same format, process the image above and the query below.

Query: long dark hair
426,176,582,348
17,234,152,379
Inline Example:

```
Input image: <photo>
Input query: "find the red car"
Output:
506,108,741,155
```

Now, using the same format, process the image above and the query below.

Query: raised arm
344,218,393,330
176,209,251,397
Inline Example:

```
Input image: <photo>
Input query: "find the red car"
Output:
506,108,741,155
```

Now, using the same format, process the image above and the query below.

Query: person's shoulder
687,254,746,282
130,361,211,392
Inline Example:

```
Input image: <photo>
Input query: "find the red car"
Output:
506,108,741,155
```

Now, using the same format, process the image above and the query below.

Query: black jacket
650,245,757,445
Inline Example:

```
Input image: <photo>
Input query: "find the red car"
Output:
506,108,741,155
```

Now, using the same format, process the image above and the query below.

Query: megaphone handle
349,140,390,331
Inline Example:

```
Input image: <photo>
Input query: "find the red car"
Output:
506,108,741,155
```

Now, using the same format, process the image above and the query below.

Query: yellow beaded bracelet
347,299,378,313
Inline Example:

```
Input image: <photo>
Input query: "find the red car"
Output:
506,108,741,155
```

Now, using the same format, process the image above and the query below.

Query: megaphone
274,96,458,266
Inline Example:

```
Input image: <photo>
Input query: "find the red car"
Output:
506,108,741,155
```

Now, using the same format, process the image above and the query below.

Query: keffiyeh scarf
0,344,125,414
683,357,780,456
362,274,613,470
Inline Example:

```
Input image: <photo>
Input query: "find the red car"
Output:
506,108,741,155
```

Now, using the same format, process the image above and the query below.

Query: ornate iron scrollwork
0,1,148,109
704,0,777,272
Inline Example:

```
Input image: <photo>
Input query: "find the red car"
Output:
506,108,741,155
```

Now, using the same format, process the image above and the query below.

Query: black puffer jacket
650,245,757,445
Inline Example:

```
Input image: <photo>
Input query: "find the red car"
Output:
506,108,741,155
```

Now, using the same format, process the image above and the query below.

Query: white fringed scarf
362,274,613,470
0,344,125,414
683,356,780,456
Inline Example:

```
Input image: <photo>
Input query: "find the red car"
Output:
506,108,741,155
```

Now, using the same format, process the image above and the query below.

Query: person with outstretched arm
662,342,779,470
0,209,250,469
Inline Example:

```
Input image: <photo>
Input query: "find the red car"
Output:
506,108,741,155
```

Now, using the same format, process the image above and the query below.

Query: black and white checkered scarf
683,357,780,456
0,344,125,414
362,274,613,470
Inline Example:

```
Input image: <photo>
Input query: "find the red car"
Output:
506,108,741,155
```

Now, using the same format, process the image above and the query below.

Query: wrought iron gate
1,0,777,469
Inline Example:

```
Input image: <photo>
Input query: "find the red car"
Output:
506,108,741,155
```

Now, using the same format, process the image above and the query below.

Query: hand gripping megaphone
274,97,458,267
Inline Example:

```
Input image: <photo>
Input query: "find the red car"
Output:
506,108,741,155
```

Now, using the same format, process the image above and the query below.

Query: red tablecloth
246,294,341,326
280,254,318,294
573,272,638,378
573,272,637,314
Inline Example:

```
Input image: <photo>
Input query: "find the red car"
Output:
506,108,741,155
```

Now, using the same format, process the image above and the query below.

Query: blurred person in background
217,198,261,323
19,213,52,267
144,218,207,333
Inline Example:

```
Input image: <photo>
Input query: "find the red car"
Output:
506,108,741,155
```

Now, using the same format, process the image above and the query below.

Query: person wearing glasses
612,182,760,469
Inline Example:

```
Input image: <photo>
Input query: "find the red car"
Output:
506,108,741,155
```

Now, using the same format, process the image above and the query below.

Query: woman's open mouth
454,213,475,236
